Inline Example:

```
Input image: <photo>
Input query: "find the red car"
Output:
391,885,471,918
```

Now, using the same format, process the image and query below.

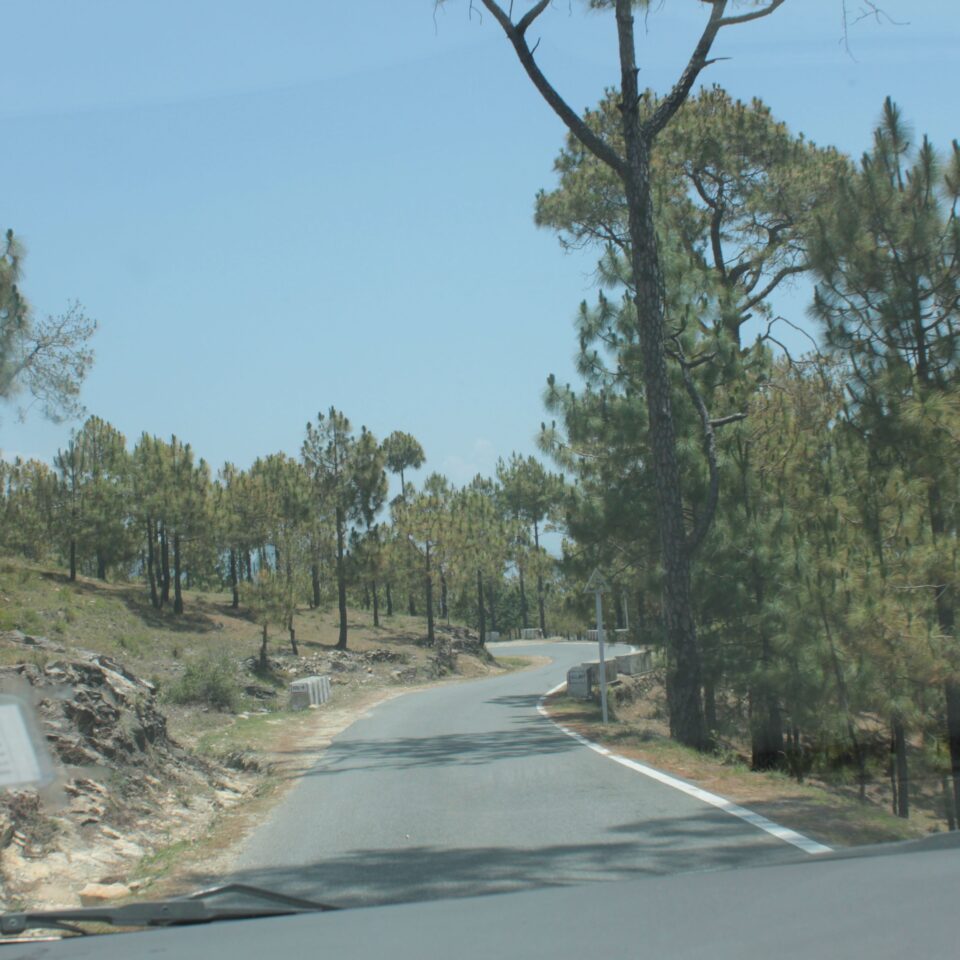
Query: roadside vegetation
2,1,959,854
0,556,522,908
0,557,506,744
546,674,945,848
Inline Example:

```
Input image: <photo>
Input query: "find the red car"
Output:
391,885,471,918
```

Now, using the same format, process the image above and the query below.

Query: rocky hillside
0,561,501,910
0,635,244,909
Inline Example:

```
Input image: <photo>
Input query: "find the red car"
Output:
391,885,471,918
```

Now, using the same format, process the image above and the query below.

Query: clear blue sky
2,0,956,493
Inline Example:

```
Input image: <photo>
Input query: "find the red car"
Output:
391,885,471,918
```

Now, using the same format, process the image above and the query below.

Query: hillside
0,558,507,909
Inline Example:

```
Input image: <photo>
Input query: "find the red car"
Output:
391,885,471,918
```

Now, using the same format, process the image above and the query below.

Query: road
229,641,801,907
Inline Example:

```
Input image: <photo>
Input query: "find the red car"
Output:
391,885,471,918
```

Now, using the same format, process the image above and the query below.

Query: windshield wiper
0,882,338,937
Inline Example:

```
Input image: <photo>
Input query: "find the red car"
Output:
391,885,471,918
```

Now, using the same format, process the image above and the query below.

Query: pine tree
809,98,960,821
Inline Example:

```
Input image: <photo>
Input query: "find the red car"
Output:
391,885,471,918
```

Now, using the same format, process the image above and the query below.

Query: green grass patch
164,651,242,712
131,838,194,883
197,710,295,758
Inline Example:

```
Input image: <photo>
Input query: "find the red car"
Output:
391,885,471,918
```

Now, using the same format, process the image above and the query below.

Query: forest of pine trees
2,89,958,829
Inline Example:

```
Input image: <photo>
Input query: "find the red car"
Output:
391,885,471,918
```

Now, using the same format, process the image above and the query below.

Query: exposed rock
78,882,130,905
427,639,457,677
0,630,66,653
0,652,243,910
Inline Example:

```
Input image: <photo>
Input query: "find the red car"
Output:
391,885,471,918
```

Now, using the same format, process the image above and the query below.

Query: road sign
585,568,609,593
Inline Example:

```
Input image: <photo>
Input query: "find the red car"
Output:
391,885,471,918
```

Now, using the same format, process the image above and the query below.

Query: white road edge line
537,681,833,857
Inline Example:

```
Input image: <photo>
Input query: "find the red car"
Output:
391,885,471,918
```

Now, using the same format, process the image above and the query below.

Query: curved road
230,642,800,907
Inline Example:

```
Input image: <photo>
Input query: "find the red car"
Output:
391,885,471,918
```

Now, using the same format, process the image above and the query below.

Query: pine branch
718,0,788,28
646,1,727,137
479,1,627,176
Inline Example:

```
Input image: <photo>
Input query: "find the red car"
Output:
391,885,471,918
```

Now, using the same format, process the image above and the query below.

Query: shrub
164,651,240,712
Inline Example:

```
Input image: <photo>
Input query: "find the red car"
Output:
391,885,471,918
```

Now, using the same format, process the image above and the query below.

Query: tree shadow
484,694,547,710
303,722,578,778
37,569,219,634
185,809,800,909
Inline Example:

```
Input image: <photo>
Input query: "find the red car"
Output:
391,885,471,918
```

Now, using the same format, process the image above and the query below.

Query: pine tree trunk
636,590,646,639
284,554,296,654
425,543,434,645
946,682,960,827
704,678,717,733
615,0,705,749
146,519,159,609
928,482,960,826
891,717,909,818
788,726,805,784
372,580,380,628
386,581,393,617
533,521,546,637
942,773,957,831
823,599,868,801
96,551,107,581
614,588,625,630
750,689,784,772
311,563,321,608
751,605,784,771
159,522,170,607
260,622,268,671
408,593,417,616
69,538,77,582
518,562,529,630
488,579,497,633
173,532,183,615
335,506,348,650
244,549,253,583
230,549,239,609
440,571,448,622
477,568,486,644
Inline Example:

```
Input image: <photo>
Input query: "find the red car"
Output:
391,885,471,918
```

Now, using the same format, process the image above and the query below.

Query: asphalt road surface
229,641,802,907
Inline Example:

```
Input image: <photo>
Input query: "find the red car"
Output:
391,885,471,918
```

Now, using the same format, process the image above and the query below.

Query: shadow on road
305,722,577,776
187,808,796,908
483,693,544,709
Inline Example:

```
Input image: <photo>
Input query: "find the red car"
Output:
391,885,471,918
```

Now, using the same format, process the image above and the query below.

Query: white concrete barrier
566,665,591,699
520,628,543,640
583,659,618,686
615,650,657,676
289,675,331,711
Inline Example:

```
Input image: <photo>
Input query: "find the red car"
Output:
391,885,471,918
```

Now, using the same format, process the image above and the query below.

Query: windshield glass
1,0,957,930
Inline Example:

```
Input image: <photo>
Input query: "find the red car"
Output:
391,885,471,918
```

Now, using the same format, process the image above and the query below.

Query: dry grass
0,557,503,742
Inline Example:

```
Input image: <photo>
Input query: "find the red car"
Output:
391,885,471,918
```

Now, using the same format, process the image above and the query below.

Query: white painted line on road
538,682,833,857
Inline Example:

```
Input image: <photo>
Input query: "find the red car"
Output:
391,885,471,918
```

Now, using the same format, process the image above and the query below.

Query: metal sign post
586,569,609,724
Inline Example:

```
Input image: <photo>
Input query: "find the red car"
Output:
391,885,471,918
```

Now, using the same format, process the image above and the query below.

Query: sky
1,0,956,496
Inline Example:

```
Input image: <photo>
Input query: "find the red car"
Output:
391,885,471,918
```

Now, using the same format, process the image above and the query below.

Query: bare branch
709,413,747,427
516,0,549,36
479,0,627,175
718,0,787,28
647,1,727,136
770,314,824,356
741,263,808,313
